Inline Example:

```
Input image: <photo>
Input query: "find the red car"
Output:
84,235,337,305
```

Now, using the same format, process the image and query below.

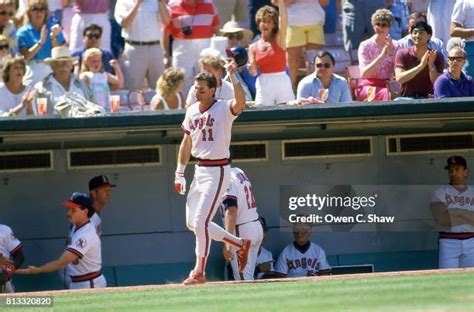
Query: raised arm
277,0,288,49
227,59,246,114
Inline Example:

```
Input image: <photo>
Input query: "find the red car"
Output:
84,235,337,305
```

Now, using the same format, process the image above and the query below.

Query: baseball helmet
229,45,248,68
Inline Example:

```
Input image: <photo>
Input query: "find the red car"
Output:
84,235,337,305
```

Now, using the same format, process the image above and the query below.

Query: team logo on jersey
77,238,87,248
445,194,474,207
189,114,215,131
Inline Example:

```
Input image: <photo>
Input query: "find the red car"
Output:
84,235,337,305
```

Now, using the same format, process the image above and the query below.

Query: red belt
196,158,230,166
439,232,474,240
71,271,102,283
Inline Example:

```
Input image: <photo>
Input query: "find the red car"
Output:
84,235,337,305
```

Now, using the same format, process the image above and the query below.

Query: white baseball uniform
220,167,264,280
431,185,474,268
0,224,22,293
255,246,274,279
275,242,330,277
182,99,244,268
66,221,106,289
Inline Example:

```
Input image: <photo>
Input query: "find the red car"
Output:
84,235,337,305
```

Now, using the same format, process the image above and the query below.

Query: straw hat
43,46,78,64
219,21,253,47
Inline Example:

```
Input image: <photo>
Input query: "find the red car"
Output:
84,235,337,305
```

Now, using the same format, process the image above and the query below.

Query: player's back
230,167,259,224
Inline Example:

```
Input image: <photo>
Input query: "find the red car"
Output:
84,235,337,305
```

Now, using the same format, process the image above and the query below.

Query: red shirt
251,39,287,73
165,0,220,40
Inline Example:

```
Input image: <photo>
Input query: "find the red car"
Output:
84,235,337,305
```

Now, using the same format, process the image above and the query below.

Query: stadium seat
346,65,361,100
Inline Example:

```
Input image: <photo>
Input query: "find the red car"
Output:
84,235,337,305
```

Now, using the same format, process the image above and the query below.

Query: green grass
4,271,474,312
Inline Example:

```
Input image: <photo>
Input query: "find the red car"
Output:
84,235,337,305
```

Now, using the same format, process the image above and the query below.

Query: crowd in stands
0,0,474,117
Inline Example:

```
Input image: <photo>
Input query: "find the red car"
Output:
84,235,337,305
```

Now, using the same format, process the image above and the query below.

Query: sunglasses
0,44,9,50
31,6,48,12
226,33,243,41
448,56,465,62
316,63,331,69
86,33,101,39
0,11,14,16
375,22,389,28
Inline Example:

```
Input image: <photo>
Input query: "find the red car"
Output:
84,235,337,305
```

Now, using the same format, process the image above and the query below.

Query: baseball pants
230,220,264,280
439,237,474,269
186,165,243,258
172,38,211,96
68,274,106,289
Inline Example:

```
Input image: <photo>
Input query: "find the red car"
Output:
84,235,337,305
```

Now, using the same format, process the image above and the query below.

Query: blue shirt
434,71,474,98
17,22,65,61
71,48,116,74
297,72,352,103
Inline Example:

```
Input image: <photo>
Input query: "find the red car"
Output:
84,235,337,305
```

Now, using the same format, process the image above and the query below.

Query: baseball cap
89,175,116,191
63,192,93,209
444,156,467,169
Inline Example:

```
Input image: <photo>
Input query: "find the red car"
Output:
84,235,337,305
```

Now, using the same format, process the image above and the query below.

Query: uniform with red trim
15,193,106,289
220,167,263,280
174,70,249,285
275,223,331,278
431,155,474,268
0,224,24,293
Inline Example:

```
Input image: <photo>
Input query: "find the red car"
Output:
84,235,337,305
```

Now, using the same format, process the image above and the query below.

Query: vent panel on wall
386,133,474,155
68,146,161,169
282,137,372,160
0,150,53,172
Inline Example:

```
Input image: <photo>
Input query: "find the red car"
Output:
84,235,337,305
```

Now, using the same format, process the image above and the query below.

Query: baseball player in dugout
16,193,106,289
220,167,264,281
0,224,25,293
275,222,331,277
175,58,251,285
88,175,117,235
430,156,474,269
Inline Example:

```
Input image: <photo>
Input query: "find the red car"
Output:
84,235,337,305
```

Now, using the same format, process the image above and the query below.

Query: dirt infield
3,267,474,297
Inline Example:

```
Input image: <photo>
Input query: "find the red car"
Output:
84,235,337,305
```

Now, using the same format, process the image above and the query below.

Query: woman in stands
248,0,294,106
357,9,398,101
150,67,185,110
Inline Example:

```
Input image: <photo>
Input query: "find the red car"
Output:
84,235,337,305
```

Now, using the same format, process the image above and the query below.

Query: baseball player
17,193,106,289
431,155,474,268
0,224,24,293
275,222,331,277
175,60,250,285
88,175,116,235
254,217,275,279
220,167,264,280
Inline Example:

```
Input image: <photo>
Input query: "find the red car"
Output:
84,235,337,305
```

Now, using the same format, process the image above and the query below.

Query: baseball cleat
236,239,251,273
183,270,206,286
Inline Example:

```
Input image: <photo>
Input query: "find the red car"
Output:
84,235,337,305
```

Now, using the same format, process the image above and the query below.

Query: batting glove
175,171,186,195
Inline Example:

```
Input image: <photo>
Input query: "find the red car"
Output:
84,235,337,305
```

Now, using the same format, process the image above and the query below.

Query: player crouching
16,193,106,289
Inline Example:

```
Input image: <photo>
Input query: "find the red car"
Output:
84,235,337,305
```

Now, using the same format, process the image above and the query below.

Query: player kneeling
16,193,106,289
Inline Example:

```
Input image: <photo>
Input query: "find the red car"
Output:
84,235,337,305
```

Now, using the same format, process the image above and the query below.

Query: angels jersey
66,221,102,277
275,242,330,277
181,99,238,160
0,225,22,260
431,185,474,232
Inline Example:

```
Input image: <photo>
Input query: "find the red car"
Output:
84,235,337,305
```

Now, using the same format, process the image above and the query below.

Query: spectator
18,0,63,25
342,0,385,62
160,0,220,95
248,0,271,37
214,0,248,29
410,0,429,13
69,0,111,52
71,24,119,79
451,0,474,77
394,21,444,99
0,56,36,116
115,0,165,91
273,0,328,89
430,156,474,269
386,0,404,40
17,0,65,86
0,0,17,55
79,48,124,112
434,46,474,98
296,51,351,103
0,34,13,77
0,223,25,293
220,20,254,48
397,12,447,63
428,0,456,47
248,0,294,106
274,222,331,277
150,67,185,110
186,54,235,106
357,9,398,101
34,46,97,116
